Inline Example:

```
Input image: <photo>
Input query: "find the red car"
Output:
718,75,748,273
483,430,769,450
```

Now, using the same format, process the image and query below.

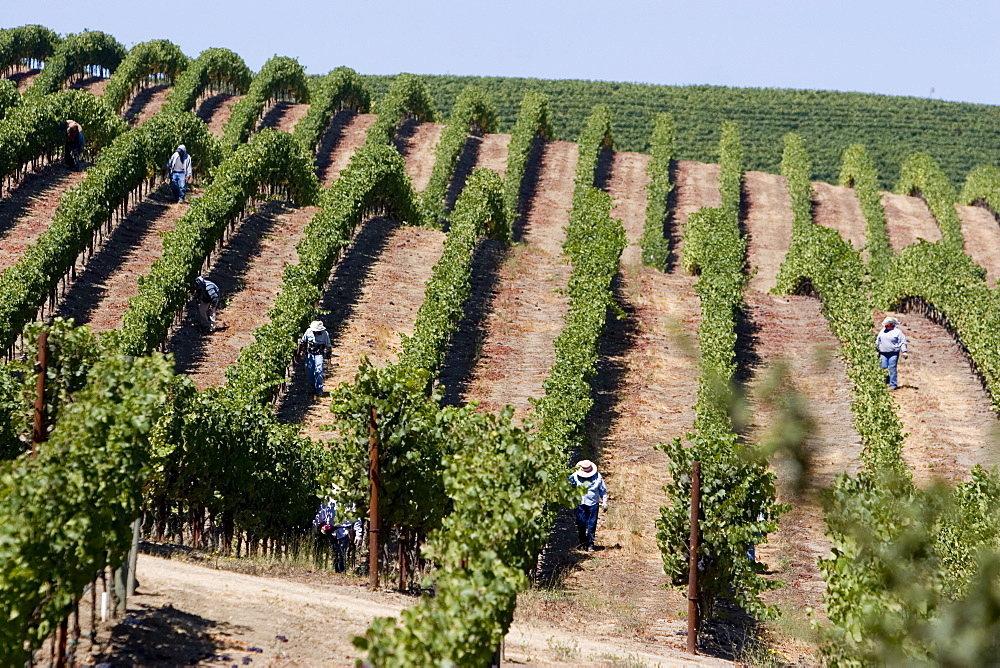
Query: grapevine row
0,24,60,74
102,39,190,114
292,66,372,155
162,47,252,114
220,55,310,151
640,112,675,270
24,30,125,99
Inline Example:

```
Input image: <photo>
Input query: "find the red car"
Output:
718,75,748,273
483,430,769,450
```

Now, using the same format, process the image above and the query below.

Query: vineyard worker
194,275,221,332
299,320,332,396
569,459,608,552
876,316,908,390
312,497,354,573
62,119,84,170
166,144,193,203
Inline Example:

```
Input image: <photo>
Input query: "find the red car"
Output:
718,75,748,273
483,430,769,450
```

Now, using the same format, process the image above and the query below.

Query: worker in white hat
875,316,908,390
569,459,608,552
165,144,193,203
299,320,332,396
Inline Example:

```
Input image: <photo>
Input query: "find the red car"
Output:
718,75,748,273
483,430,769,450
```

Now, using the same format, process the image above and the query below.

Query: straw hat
310,320,326,332
576,460,598,477
882,317,898,326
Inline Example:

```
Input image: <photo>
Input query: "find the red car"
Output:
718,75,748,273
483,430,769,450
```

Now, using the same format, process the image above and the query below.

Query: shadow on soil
195,93,234,125
663,160,682,272
55,186,175,328
278,216,397,424
442,132,483,218
511,135,545,243
314,109,356,182
258,100,293,131
0,162,73,239
96,603,231,667
123,83,169,125
534,273,638,586
438,238,505,406
169,201,288,376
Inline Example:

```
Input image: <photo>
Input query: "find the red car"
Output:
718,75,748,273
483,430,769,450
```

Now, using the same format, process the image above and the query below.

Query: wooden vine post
30,329,48,454
687,461,701,654
368,405,380,589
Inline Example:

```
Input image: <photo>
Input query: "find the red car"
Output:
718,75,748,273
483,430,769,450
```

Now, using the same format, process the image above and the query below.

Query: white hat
177,144,186,152
576,460,598,477
882,317,898,326
310,320,326,332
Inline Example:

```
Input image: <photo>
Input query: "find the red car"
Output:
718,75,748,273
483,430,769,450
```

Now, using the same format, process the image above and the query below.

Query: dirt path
744,171,794,293
173,204,320,387
6,67,40,93
956,203,1000,285
477,133,512,177
55,186,186,332
197,93,243,137
0,163,87,273
258,101,311,134
395,120,444,191
69,75,108,97
530,146,705,659
607,151,651,266
461,141,577,419
123,83,171,126
316,112,377,185
881,191,941,250
876,309,1000,484
673,161,721,262
812,182,866,253
85,554,729,667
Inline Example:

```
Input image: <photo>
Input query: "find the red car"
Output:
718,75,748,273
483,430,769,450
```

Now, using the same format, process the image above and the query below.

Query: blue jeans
305,354,325,394
575,503,599,548
880,352,899,389
170,172,187,202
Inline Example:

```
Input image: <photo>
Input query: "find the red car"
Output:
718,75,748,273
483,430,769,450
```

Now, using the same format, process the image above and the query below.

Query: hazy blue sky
6,0,1000,105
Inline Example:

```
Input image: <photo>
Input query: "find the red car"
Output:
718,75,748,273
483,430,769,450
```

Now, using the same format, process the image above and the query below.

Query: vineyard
4,22,1000,667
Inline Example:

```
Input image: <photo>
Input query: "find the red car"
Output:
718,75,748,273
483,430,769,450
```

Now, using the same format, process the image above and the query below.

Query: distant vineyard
365,74,1000,189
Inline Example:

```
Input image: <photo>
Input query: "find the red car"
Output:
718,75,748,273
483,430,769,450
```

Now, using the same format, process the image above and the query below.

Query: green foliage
781,133,813,234
400,169,506,375
25,30,126,99
840,143,892,278
574,103,612,195
365,73,437,147
366,73,1000,189
895,153,964,250
640,112,675,270
293,66,372,154
820,469,1000,666
0,88,126,184
112,129,319,356
221,55,311,151
660,123,786,621
0,79,19,121
163,47,252,114
103,39,190,114
356,406,570,667
225,142,421,404
147,379,325,542
0,24,61,72
0,352,173,665
959,164,1000,211
420,86,498,225
327,360,454,535
0,110,217,350
501,91,552,225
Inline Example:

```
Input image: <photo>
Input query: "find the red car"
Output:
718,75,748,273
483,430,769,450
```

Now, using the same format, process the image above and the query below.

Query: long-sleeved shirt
300,327,331,355
569,472,608,507
312,499,357,539
166,151,192,179
876,327,908,354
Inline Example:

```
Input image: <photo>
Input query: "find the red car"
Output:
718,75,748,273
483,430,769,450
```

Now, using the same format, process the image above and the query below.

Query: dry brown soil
462,140,577,419
197,93,243,136
0,163,87,273
743,171,794,294
69,75,109,97
258,101,311,134
956,203,1000,285
6,67,40,92
317,112,377,186
123,84,172,126
82,554,729,667
395,120,445,191
881,191,940,250
608,151,651,266
812,182,866,253
55,186,187,332
876,310,1000,484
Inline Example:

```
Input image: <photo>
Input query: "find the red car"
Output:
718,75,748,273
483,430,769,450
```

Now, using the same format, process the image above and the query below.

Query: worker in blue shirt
876,316,909,390
569,459,608,552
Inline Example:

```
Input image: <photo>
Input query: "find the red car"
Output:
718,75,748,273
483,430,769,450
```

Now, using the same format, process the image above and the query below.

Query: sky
6,0,1000,106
